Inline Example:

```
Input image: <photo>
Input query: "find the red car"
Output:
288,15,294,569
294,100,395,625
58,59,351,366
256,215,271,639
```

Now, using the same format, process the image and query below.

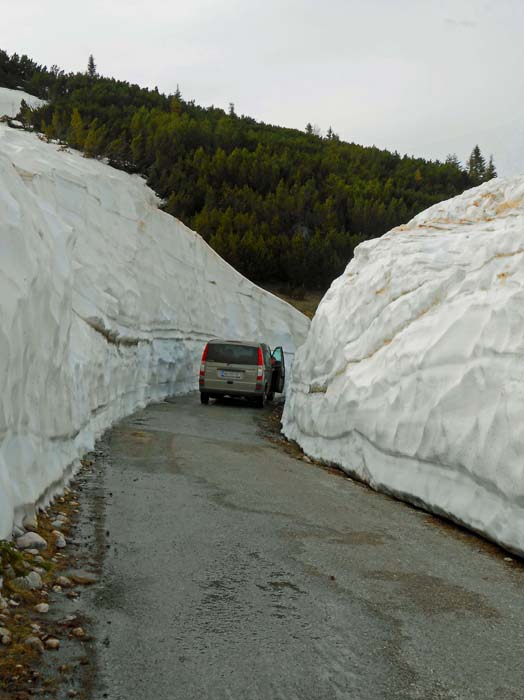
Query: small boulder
16,532,47,550
25,636,44,654
72,627,85,638
35,603,49,614
22,514,38,531
45,637,60,650
0,627,11,645
12,571,43,591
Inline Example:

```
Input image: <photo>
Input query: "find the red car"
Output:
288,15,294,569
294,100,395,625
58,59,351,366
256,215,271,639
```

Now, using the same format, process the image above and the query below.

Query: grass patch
261,285,323,320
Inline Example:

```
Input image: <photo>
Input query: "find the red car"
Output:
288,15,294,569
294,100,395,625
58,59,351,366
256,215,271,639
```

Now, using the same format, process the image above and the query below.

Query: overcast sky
3,0,523,175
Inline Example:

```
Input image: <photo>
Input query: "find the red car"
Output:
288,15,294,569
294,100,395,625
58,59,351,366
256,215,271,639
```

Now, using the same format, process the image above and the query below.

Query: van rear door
204,343,259,394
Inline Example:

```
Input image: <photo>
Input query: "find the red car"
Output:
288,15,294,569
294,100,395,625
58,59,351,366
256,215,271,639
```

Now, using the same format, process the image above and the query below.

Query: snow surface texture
283,176,524,555
0,113,309,539
0,87,46,118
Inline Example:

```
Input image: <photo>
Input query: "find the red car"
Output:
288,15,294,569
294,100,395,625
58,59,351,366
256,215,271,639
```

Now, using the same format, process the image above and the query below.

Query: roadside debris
0,456,98,698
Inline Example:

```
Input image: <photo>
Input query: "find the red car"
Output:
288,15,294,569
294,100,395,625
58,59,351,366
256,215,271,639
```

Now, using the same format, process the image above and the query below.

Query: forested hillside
1,50,485,289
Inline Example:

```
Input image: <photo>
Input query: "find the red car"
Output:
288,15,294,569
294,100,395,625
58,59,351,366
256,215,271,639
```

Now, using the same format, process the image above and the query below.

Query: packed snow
283,175,524,555
0,86,46,118
0,103,309,539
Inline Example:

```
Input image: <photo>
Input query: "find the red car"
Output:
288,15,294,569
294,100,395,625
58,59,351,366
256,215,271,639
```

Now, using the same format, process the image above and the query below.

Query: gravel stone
68,569,98,585
52,530,67,549
55,576,72,588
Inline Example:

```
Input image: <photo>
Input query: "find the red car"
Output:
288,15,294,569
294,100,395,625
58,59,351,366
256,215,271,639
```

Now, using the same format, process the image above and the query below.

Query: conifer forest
1,50,496,290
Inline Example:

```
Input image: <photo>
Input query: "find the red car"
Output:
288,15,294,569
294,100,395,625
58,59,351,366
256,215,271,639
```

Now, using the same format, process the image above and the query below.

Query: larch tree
68,108,85,149
485,155,497,180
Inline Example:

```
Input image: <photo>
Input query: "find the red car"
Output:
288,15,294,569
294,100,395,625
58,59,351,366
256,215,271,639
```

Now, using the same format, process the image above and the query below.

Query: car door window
272,347,283,364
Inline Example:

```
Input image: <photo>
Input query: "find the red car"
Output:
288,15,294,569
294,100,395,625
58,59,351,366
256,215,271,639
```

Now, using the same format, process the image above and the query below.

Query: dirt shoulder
0,458,101,700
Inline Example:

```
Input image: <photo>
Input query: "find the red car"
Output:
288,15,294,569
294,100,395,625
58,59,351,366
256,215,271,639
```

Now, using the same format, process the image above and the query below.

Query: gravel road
75,394,524,700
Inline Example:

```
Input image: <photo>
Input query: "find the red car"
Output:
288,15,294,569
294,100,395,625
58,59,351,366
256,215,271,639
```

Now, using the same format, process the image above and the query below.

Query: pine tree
305,123,313,135
485,155,497,181
467,145,486,185
87,54,97,78
170,85,182,114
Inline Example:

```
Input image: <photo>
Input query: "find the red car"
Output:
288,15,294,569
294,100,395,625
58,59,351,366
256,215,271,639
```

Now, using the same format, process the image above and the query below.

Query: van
199,340,285,407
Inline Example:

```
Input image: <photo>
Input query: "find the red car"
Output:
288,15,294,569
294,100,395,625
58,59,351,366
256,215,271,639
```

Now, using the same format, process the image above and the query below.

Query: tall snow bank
0,117,309,538
283,175,524,555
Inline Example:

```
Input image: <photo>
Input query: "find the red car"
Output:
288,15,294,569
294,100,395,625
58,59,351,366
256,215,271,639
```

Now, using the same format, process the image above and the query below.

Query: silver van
199,339,285,407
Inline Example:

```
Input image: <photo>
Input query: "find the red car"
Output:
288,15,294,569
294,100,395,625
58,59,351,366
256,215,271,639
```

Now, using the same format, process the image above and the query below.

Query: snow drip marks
283,174,524,555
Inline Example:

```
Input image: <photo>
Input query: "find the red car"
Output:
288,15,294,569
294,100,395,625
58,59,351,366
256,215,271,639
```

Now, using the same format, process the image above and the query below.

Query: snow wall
283,175,524,555
0,91,309,538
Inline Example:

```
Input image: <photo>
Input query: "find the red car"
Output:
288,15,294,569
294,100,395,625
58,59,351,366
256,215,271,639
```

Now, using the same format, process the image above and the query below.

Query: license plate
219,370,242,380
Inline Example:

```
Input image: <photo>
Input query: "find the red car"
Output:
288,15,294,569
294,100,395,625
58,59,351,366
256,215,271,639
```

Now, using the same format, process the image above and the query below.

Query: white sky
2,0,523,175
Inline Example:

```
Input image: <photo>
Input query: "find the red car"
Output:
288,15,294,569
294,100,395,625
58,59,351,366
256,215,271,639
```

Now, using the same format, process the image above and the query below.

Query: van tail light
256,347,264,381
200,343,209,378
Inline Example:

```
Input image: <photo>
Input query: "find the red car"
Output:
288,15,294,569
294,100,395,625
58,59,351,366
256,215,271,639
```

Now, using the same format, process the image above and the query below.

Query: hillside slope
283,175,524,554
0,100,309,539
0,49,474,290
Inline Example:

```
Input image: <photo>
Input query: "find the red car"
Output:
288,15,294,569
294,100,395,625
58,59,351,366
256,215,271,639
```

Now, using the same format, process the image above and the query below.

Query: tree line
1,50,497,290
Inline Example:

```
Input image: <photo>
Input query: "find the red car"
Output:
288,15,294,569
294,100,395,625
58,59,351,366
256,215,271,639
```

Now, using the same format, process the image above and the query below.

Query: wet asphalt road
80,394,524,700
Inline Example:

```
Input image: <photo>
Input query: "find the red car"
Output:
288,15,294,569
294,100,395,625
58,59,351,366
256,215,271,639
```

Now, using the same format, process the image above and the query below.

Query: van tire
200,392,210,405
256,390,266,408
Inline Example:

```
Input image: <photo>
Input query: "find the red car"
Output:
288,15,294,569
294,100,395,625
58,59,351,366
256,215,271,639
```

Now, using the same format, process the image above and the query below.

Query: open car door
270,346,285,393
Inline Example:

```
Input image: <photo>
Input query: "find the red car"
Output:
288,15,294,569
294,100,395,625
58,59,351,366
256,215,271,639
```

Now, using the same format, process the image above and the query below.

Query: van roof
207,339,262,348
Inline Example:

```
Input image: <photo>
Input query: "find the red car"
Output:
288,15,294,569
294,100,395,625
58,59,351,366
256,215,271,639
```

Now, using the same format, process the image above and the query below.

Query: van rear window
206,344,259,365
